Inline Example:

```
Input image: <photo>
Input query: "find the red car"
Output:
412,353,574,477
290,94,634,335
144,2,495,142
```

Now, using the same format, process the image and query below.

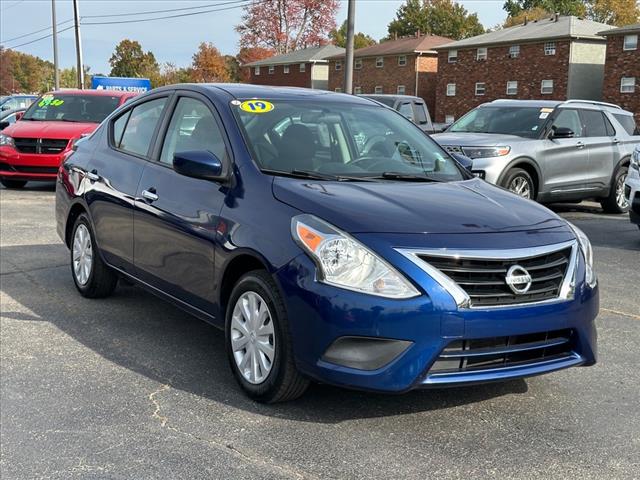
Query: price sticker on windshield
38,95,65,108
239,100,274,114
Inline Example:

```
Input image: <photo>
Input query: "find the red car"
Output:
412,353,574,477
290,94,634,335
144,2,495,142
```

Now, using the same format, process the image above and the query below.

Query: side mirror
173,150,226,182
15,111,24,121
0,105,10,111
450,152,473,171
0,121,9,130
550,126,574,139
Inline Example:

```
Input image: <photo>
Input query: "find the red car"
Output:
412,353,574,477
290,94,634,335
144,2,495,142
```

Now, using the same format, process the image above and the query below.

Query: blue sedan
55,84,598,402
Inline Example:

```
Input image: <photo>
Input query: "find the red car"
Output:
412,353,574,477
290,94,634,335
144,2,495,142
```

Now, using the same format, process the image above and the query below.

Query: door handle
575,142,585,149
141,188,159,202
613,138,621,145
86,169,100,182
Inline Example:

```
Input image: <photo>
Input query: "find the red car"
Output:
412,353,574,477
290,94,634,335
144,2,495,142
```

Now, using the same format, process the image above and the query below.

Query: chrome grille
428,329,575,374
14,138,69,154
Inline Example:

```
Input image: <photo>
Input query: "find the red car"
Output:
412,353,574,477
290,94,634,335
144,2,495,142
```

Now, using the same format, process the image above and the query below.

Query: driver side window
552,109,583,137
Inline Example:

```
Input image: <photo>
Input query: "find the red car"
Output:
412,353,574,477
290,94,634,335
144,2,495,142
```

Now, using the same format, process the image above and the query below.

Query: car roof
45,89,136,98
484,99,562,108
362,94,423,102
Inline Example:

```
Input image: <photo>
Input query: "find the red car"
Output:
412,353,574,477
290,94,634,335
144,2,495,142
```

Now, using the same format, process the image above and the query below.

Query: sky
0,0,507,74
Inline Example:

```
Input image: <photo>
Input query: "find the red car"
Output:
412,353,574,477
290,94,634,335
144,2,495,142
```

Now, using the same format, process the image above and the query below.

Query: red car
0,89,136,188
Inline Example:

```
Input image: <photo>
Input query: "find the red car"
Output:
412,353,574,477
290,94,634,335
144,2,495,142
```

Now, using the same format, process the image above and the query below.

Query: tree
503,0,586,18
236,0,339,54
504,6,554,26
330,20,377,49
191,42,230,83
387,0,485,41
0,48,16,95
236,46,275,81
109,39,159,79
59,66,92,89
587,0,640,26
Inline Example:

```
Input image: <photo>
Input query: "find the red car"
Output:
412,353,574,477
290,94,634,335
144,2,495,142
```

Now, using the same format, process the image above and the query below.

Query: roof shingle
327,34,453,59
243,45,345,67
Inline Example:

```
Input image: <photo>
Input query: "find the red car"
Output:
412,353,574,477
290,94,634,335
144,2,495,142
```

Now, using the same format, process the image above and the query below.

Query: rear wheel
70,214,118,298
501,168,535,200
600,165,629,214
225,270,309,403
1,179,27,189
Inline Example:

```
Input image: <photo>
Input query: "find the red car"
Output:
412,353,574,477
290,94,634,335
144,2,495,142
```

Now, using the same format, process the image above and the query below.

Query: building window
268,65,274,74
475,82,486,95
446,83,456,96
509,45,520,58
397,85,406,94
354,58,362,69
374,86,383,94
334,87,342,93
398,55,407,66
506,81,518,95
335,60,342,71
541,79,554,94
445,115,455,124
621,77,636,93
299,63,306,72
623,34,638,51
283,64,290,74
544,42,556,55
376,57,384,68
448,49,458,63
354,86,362,94
254,66,260,75
477,47,488,60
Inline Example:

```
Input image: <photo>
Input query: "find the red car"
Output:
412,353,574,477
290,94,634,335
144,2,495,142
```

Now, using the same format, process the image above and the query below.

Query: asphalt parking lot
1,183,639,480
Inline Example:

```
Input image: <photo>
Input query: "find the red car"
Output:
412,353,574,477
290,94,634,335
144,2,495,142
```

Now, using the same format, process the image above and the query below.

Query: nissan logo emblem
505,265,532,294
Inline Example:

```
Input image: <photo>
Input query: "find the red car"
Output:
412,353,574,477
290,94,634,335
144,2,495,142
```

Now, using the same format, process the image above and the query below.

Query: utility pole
343,0,355,94
72,0,84,89
51,0,60,90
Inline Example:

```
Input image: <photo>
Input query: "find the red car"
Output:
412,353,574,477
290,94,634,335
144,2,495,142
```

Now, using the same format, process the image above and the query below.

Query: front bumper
276,248,598,393
625,167,640,226
0,146,65,181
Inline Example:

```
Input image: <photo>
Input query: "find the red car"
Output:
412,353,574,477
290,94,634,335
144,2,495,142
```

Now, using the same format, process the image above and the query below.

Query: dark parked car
0,107,25,130
56,85,598,403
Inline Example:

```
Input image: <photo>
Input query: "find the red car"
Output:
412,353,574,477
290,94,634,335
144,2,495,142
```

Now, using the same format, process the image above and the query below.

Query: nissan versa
56,85,598,403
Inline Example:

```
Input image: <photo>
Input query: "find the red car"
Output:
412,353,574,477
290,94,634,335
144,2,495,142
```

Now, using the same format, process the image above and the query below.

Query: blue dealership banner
91,76,151,93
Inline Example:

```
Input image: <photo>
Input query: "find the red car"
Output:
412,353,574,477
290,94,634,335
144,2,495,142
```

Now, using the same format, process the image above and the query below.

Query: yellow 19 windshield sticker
240,100,274,113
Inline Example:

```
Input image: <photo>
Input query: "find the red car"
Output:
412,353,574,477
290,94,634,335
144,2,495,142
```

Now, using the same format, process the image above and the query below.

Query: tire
70,213,118,298
1,179,27,189
225,270,309,403
600,165,629,214
501,168,535,200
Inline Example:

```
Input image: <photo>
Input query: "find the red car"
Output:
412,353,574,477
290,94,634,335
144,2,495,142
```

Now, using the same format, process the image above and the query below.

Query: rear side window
612,113,639,136
580,110,608,137
117,98,167,156
112,111,130,147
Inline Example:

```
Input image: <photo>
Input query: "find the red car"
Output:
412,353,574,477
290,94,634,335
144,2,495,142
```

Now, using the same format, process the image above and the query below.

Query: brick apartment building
434,15,611,123
243,45,345,90
599,23,640,121
327,34,452,114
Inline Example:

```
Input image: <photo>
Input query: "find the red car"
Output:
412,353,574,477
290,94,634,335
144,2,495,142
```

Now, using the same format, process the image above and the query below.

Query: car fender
496,156,542,189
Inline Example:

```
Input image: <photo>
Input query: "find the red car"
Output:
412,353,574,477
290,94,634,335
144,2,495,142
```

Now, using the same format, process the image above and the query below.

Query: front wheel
600,165,629,214
225,270,309,403
1,179,27,189
501,168,535,200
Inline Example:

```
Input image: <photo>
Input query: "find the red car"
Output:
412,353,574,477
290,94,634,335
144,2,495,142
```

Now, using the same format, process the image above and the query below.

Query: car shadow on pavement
1,243,528,423
0,182,56,192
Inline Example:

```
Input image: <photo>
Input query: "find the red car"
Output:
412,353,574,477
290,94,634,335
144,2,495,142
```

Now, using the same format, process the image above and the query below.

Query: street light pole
72,0,84,89
51,0,60,90
343,0,355,94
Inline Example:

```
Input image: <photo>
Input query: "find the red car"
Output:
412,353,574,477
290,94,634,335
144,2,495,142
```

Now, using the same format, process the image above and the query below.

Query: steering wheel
349,156,393,171
362,135,390,157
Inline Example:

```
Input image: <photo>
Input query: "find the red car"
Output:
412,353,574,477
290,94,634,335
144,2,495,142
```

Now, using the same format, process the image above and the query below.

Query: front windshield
22,94,121,123
449,106,553,138
233,99,464,182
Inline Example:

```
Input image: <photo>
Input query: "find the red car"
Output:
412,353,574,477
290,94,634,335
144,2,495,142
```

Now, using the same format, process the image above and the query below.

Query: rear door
133,92,230,314
86,94,170,274
541,108,591,195
579,108,617,192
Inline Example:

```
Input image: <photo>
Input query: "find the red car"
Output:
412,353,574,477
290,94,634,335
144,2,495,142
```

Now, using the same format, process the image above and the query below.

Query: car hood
272,177,567,234
4,120,98,139
432,132,532,146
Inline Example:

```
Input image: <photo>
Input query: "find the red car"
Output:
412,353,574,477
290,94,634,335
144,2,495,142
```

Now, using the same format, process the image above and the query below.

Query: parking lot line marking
601,307,640,320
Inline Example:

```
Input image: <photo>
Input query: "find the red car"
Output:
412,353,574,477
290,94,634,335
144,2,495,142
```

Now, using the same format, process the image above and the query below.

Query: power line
4,25,74,50
1,19,72,44
1,0,25,12
82,0,251,19
82,0,258,25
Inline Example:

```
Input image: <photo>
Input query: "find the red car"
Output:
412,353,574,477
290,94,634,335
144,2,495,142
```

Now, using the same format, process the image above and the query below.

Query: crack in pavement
0,263,68,276
601,307,640,320
148,383,318,480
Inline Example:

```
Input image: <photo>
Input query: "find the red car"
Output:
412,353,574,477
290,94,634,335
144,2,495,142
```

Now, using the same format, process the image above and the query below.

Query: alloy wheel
230,291,276,385
616,172,628,210
72,224,93,286
509,176,532,199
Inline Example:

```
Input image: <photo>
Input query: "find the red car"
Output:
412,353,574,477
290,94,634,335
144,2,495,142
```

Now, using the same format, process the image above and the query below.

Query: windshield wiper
59,118,82,122
377,172,443,182
262,169,377,182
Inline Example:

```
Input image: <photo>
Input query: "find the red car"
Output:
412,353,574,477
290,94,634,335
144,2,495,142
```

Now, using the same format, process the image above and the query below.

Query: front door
133,94,230,314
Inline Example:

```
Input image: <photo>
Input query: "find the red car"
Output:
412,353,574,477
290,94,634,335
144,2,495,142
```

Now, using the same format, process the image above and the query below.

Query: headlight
462,146,510,159
292,214,420,299
0,133,15,148
631,148,639,171
567,222,597,288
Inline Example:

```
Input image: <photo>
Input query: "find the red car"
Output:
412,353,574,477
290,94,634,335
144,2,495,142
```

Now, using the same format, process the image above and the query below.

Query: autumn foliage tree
236,0,339,54
330,20,377,49
236,46,275,81
109,39,159,78
191,42,230,83
587,0,640,26
503,0,639,26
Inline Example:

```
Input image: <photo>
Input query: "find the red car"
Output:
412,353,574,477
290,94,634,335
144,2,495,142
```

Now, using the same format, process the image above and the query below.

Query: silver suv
433,99,640,213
